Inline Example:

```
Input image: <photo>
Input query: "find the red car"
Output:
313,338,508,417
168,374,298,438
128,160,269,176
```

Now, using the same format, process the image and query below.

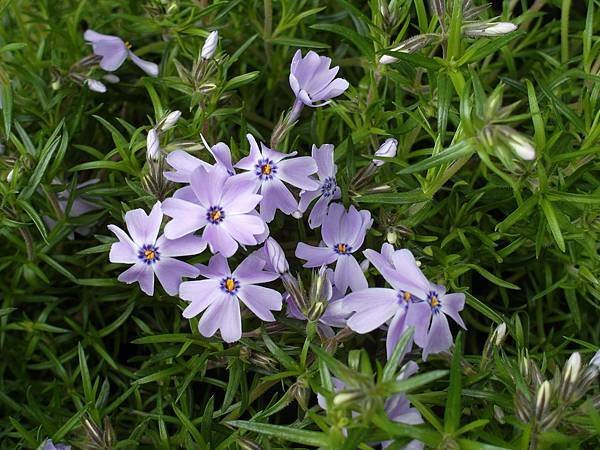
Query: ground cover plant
1,0,600,448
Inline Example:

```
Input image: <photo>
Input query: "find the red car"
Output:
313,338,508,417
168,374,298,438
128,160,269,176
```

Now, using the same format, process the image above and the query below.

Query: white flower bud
360,259,370,272
6,168,14,182
84,78,107,93
535,381,551,418
386,230,397,244
493,323,507,346
464,22,517,37
373,138,398,166
564,352,582,385
292,210,303,219
201,31,219,59
102,74,120,84
590,350,600,368
146,128,160,161
508,134,536,160
264,237,289,274
160,110,181,131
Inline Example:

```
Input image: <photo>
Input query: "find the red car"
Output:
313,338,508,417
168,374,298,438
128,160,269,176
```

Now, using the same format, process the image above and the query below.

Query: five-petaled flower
234,134,318,222
298,144,341,229
84,29,159,76
108,201,205,296
162,164,265,257
179,253,282,342
295,203,372,294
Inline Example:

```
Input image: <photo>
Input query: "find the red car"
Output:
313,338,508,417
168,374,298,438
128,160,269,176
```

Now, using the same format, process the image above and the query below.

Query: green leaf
463,264,520,290
16,199,48,243
228,420,329,447
223,72,260,91
310,23,373,57
399,139,475,174
173,404,206,447
382,328,414,382
540,198,566,252
270,37,329,49
444,332,462,433
355,189,430,204
1,83,12,138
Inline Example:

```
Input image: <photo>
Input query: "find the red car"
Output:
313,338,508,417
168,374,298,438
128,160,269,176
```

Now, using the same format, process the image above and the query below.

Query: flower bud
264,237,289,274
84,78,107,93
292,209,303,219
146,128,160,161
535,381,551,419
373,138,398,166
386,230,397,244
564,352,582,385
160,110,181,131
493,322,507,346
508,133,536,160
51,80,61,90
6,168,14,182
201,31,219,59
332,390,364,407
590,350,600,368
463,22,517,37
102,74,120,84
379,34,438,64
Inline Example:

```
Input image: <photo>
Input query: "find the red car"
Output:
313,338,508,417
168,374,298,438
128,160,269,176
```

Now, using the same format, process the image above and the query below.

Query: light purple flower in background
84,29,158,77
382,361,425,450
342,245,466,360
108,202,204,296
164,141,235,183
41,438,71,450
162,164,265,257
44,178,101,236
298,144,341,229
373,138,398,167
296,203,371,294
235,134,318,222
289,50,349,116
590,350,600,368
179,253,282,342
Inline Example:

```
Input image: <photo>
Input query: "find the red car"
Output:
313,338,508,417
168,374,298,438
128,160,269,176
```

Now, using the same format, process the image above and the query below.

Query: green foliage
1,0,599,449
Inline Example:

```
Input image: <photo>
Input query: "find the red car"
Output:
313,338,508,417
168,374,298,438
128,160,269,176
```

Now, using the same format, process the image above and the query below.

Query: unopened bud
292,209,303,219
493,323,507,346
535,381,552,419
463,22,517,37
373,138,398,166
503,130,536,160
201,31,219,59
379,34,438,64
6,168,14,182
146,128,160,160
51,80,61,90
307,301,325,322
332,390,364,407
160,110,181,131
564,352,582,385
264,237,289,274
84,78,107,93
386,230,397,244
102,74,120,84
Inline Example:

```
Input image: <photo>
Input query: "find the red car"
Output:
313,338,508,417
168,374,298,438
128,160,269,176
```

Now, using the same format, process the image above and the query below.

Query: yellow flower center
336,243,347,254
430,295,439,308
210,209,222,222
403,291,412,302
144,249,156,261
261,163,272,175
224,278,236,292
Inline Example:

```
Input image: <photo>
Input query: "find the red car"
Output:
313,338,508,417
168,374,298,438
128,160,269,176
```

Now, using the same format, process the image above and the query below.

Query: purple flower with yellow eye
179,253,282,343
41,439,71,450
295,203,371,294
234,134,318,222
341,245,466,360
298,144,341,229
108,202,205,296
84,30,158,76
165,141,235,183
162,164,265,257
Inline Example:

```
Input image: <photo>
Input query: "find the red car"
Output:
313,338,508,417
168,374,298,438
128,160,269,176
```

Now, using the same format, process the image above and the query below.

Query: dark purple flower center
334,243,352,255
321,177,337,197
206,206,225,224
220,277,240,295
255,158,277,181
138,244,160,265
427,291,441,313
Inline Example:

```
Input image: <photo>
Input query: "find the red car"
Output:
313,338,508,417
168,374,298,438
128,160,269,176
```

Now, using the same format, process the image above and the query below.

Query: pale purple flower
84,29,158,77
295,203,371,294
162,164,265,257
41,439,71,450
44,178,101,236
373,138,398,167
201,31,219,59
263,237,289,274
382,361,425,450
235,134,318,222
84,78,107,93
146,128,160,160
342,244,466,360
289,50,349,108
179,253,282,342
108,202,204,296
298,144,341,229
164,142,235,183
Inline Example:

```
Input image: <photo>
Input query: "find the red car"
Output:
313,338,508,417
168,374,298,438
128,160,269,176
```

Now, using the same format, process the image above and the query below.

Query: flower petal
156,233,206,257
165,150,210,183
162,198,206,239
190,165,228,208
334,254,367,294
307,194,331,229
220,297,242,343
235,134,262,170
237,284,282,321
221,174,263,213
196,253,231,278
118,263,154,295
441,293,466,329
108,224,138,263
276,156,319,191
423,313,453,360
198,296,229,338
344,288,399,333
260,177,297,222
203,223,238,257
405,301,431,348
154,257,200,296
124,201,162,246
295,243,337,267
312,144,336,177
386,309,409,360
321,202,344,246
233,255,279,284
181,281,221,318
128,50,159,77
